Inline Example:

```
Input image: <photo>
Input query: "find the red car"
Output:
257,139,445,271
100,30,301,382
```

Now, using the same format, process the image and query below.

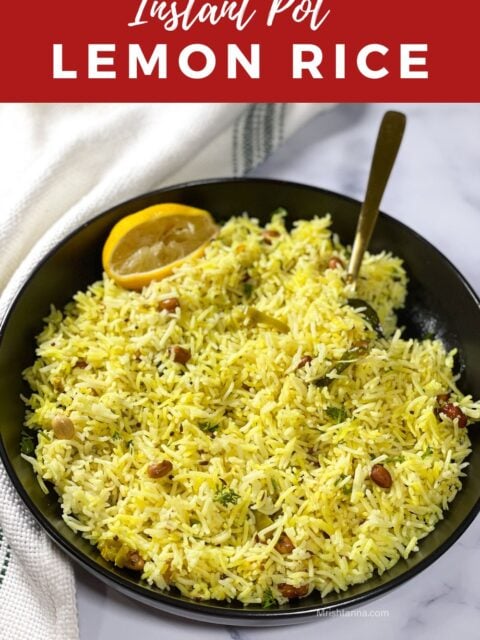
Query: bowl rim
1,176,479,625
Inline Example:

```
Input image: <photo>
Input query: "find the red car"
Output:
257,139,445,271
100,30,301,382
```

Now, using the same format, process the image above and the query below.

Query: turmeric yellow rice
22,212,479,605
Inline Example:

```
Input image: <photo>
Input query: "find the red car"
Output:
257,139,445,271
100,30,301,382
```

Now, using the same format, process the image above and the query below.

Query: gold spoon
347,111,407,285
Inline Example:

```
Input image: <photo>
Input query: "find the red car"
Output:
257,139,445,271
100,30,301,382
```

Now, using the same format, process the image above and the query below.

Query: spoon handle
347,111,406,283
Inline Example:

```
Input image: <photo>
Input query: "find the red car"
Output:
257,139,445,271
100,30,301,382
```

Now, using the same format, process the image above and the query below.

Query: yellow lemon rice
22,212,480,605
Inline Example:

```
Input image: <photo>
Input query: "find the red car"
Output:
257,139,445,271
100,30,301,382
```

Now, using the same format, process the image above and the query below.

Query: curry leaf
312,342,370,387
347,298,384,337
20,432,35,455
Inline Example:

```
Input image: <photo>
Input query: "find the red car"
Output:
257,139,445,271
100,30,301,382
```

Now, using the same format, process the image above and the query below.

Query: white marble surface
76,103,480,639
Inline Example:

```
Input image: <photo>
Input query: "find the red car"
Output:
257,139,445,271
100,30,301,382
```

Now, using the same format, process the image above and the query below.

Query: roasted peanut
147,460,173,478
158,297,180,312
51,414,75,439
328,256,344,270
275,533,295,554
125,551,145,571
352,339,370,351
262,230,280,244
169,345,191,364
370,464,392,489
278,583,309,599
436,393,451,405
439,402,468,428
295,355,312,370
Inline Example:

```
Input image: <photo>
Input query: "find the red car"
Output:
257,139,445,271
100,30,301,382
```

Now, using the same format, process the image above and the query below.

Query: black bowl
1,178,479,626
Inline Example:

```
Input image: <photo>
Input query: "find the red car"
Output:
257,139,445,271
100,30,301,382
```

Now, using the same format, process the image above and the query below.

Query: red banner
1,0,478,101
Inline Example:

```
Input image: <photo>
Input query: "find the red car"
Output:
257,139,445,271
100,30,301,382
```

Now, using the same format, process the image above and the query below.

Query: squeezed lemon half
102,203,218,290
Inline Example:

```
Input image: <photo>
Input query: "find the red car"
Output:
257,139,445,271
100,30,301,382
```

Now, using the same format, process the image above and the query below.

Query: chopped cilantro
262,587,276,608
214,485,240,506
112,431,121,440
199,422,219,434
422,447,433,458
326,406,348,423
